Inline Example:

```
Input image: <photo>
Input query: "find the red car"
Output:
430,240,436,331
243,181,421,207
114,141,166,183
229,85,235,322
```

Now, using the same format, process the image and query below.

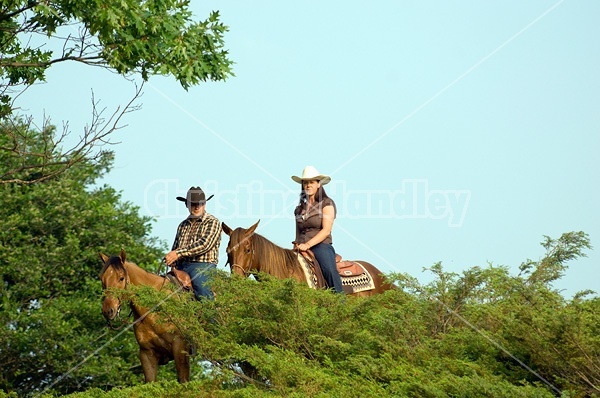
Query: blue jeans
311,243,343,293
178,262,216,300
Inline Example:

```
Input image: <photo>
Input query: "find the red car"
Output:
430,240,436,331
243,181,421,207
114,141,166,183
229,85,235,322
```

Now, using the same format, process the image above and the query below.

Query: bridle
103,262,132,330
228,238,255,277
230,263,248,276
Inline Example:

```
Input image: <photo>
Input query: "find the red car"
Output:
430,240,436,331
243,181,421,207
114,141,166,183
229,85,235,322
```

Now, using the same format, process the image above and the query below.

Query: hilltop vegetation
0,122,598,398
0,120,597,398
1,3,598,397
61,239,598,398
1,144,597,397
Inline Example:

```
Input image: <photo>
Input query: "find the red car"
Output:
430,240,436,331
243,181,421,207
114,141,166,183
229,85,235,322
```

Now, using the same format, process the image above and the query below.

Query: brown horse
222,220,394,297
99,249,191,383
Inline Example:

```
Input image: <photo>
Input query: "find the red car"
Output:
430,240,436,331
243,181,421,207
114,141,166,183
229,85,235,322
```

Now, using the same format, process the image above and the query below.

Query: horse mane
99,255,124,277
99,255,150,278
251,233,300,278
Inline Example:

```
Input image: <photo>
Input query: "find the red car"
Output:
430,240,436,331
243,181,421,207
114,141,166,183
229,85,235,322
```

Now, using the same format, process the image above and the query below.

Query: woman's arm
297,204,334,251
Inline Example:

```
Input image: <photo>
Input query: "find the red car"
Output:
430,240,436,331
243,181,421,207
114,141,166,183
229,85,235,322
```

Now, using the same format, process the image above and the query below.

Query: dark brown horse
99,249,191,383
222,220,394,297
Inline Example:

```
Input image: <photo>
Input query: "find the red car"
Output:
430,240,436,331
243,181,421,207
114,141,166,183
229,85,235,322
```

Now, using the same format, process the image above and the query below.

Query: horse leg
172,338,191,383
139,348,159,382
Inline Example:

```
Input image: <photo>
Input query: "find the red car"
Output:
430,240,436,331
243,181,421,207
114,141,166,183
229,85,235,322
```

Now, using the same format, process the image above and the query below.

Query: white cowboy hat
291,166,331,185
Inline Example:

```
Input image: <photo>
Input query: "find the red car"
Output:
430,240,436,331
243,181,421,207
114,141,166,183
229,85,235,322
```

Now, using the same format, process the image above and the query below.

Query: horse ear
99,252,109,264
222,222,232,236
246,219,260,236
119,249,126,264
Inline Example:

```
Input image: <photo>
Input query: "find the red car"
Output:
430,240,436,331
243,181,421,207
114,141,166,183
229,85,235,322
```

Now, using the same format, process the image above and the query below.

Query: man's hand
164,250,179,266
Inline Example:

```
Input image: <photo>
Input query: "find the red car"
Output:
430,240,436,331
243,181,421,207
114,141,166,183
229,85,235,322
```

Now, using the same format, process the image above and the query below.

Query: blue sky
20,1,599,296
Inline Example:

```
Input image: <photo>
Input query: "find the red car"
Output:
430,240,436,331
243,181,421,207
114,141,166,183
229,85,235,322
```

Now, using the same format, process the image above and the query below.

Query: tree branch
0,81,144,185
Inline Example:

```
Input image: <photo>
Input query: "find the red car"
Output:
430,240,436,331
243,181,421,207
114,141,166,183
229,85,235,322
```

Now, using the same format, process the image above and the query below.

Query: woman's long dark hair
294,183,335,216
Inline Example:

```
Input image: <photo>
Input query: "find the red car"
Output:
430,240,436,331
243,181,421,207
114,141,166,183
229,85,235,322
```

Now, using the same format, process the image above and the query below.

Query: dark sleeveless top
294,197,336,245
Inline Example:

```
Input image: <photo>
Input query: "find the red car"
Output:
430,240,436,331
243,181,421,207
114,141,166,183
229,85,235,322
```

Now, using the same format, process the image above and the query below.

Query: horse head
99,249,130,325
222,220,260,277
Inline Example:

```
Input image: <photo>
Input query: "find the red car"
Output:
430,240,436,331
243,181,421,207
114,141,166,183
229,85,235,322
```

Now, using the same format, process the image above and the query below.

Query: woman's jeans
311,243,343,293
179,262,216,300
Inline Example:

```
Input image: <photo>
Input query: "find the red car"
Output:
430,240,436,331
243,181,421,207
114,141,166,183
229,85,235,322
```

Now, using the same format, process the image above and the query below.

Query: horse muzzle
102,296,121,322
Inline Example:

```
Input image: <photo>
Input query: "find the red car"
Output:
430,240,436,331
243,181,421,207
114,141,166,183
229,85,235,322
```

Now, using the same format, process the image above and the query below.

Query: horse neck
252,236,303,281
123,261,164,290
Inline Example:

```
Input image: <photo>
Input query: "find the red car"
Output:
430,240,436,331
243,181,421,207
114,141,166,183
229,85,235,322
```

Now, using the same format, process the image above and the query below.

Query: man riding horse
164,186,221,300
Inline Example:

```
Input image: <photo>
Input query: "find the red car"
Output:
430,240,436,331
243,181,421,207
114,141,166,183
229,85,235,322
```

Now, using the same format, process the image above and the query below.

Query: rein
230,263,249,276
106,307,133,330
158,258,170,291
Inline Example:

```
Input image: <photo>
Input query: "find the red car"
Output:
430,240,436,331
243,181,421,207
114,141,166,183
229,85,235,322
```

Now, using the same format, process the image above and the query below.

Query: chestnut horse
99,249,191,383
222,220,394,297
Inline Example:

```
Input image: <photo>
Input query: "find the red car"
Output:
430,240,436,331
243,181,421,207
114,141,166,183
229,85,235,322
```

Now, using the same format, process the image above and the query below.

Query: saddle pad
340,269,376,294
297,253,320,289
298,253,376,294
337,261,376,294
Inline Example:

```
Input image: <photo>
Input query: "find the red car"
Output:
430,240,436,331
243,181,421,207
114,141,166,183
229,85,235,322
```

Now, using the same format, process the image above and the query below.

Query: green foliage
520,231,592,285
0,153,163,304
0,120,597,396
0,0,233,116
0,118,65,184
0,123,166,396
114,229,596,398
123,268,593,397
1,294,141,396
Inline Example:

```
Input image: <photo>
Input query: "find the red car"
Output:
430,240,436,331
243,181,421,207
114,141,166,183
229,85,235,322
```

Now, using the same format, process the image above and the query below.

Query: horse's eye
119,277,125,282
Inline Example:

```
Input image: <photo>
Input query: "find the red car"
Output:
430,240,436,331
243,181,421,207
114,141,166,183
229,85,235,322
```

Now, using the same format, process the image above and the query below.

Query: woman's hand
297,243,311,251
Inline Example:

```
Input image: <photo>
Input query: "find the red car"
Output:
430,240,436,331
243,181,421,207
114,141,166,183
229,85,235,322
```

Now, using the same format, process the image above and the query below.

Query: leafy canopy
0,120,166,396
0,0,233,107
0,0,233,184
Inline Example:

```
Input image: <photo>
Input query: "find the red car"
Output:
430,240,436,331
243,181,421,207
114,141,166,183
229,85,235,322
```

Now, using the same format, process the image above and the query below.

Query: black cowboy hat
176,186,214,205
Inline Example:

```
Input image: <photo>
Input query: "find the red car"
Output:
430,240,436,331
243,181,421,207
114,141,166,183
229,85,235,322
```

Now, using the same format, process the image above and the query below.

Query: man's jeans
179,262,216,300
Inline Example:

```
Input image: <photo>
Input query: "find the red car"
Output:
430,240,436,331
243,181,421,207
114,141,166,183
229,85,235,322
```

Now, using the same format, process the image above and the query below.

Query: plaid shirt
172,212,221,265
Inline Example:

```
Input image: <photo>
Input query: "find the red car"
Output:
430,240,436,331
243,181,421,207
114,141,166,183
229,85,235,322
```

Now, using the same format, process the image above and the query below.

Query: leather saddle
335,254,365,277
166,267,193,292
